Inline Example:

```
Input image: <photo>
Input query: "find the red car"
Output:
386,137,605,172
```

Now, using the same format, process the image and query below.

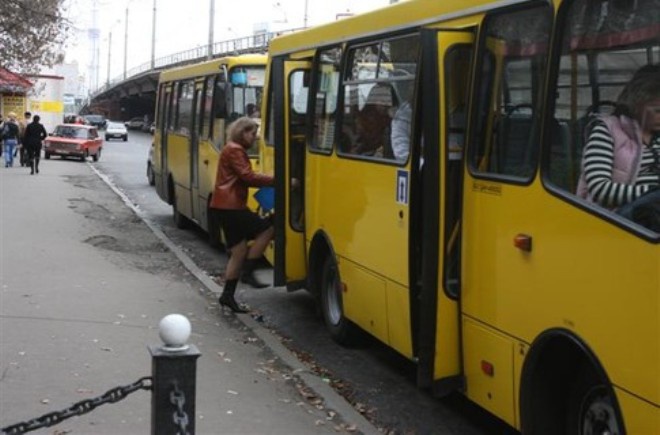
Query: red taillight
481,360,494,377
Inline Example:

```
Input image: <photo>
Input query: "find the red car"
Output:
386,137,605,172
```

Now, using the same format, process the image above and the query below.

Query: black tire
105,136,109,141
93,148,101,162
566,369,622,435
147,163,155,186
320,255,358,345
45,152,51,160
172,192,189,229
80,151,86,162
123,135,128,142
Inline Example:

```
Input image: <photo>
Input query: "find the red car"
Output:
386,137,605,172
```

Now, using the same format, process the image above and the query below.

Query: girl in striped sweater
578,65,660,210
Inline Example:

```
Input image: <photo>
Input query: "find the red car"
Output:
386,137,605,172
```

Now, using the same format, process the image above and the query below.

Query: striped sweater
582,120,659,207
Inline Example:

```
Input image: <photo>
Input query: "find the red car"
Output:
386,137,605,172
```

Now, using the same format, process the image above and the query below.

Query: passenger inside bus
352,82,393,157
390,79,414,162
577,64,660,229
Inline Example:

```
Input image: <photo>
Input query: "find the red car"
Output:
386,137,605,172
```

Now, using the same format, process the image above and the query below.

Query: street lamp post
123,7,129,80
107,31,112,86
151,0,157,69
207,0,215,60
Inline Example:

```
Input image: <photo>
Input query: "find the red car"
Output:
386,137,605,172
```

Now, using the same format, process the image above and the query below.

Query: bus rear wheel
320,256,357,345
172,193,189,229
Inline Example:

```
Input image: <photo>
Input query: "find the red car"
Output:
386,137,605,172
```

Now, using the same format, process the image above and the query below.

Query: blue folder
254,187,275,211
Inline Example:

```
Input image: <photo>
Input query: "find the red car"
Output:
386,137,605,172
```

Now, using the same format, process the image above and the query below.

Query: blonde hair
7,112,17,119
227,117,258,144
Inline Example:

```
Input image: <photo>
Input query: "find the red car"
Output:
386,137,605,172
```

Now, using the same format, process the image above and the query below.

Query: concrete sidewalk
0,162,378,434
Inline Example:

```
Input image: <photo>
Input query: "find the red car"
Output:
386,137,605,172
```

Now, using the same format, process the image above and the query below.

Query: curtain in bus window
340,35,419,162
471,5,552,179
311,47,342,152
546,0,660,232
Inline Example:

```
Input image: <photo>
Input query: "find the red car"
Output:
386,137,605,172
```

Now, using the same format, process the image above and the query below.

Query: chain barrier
1,377,152,435
170,382,190,435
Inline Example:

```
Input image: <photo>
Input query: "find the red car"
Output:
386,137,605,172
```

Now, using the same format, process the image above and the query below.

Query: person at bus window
23,114,48,175
353,83,393,157
247,103,260,119
2,112,20,167
577,64,660,211
391,80,414,162
210,117,274,313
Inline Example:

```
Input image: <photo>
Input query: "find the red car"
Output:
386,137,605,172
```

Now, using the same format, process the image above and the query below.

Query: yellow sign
29,101,63,113
2,95,26,116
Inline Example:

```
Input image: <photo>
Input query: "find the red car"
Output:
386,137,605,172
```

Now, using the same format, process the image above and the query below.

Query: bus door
272,57,311,288
189,83,204,224
415,29,475,393
157,85,172,199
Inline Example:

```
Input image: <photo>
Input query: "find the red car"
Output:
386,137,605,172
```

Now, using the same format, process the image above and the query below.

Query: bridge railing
90,28,303,100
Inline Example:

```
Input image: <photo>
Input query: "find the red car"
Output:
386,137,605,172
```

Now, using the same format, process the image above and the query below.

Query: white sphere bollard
158,314,191,351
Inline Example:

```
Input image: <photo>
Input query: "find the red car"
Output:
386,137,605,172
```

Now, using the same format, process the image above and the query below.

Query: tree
0,0,71,74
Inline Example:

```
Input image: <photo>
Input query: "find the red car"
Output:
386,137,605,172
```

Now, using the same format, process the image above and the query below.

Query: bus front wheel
320,256,357,345
566,370,622,435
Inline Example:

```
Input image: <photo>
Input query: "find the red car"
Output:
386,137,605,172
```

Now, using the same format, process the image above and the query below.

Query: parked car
125,117,145,130
146,142,155,186
84,114,106,129
44,124,103,162
105,121,128,141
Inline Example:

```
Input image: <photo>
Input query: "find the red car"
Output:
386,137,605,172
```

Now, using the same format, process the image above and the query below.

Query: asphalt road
94,130,518,435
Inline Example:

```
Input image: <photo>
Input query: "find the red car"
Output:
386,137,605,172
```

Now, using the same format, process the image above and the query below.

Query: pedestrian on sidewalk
23,114,48,175
210,116,274,313
0,113,4,158
2,112,20,168
18,111,32,167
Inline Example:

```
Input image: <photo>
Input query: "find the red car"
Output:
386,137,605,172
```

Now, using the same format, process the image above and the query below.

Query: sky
63,0,393,94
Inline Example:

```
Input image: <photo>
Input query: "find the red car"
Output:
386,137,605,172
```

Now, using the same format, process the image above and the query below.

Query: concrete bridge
84,30,294,122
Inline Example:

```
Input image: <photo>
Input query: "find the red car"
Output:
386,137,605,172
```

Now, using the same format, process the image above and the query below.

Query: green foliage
0,0,71,74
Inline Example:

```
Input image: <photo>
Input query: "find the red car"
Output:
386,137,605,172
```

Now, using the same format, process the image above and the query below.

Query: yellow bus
261,0,659,432
153,54,267,246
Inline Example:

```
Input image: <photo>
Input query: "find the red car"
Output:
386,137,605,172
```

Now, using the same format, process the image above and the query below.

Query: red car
44,124,103,162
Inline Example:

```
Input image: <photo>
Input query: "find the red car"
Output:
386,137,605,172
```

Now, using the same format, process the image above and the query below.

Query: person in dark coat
23,115,48,175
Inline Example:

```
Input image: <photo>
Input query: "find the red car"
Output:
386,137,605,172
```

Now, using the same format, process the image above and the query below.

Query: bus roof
159,53,267,82
268,0,529,56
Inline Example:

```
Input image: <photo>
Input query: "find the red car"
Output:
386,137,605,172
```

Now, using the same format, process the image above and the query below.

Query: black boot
35,157,39,174
241,258,269,289
218,279,248,313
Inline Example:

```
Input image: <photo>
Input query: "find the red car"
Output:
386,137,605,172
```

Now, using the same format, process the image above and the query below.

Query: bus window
311,47,342,152
176,80,194,136
203,76,214,142
168,84,179,131
212,76,227,147
340,34,419,162
471,5,552,180
547,0,660,234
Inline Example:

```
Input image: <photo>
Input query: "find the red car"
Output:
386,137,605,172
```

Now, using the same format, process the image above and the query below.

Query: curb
90,165,381,435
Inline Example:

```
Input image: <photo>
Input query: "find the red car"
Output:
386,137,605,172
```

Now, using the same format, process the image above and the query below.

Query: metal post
303,0,308,28
149,315,201,435
106,31,112,86
151,0,157,69
207,0,214,60
123,7,129,80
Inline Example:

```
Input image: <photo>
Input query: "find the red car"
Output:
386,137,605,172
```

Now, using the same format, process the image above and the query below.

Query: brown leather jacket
210,141,273,210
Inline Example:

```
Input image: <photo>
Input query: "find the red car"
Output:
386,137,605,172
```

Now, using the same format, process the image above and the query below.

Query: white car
105,122,128,141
